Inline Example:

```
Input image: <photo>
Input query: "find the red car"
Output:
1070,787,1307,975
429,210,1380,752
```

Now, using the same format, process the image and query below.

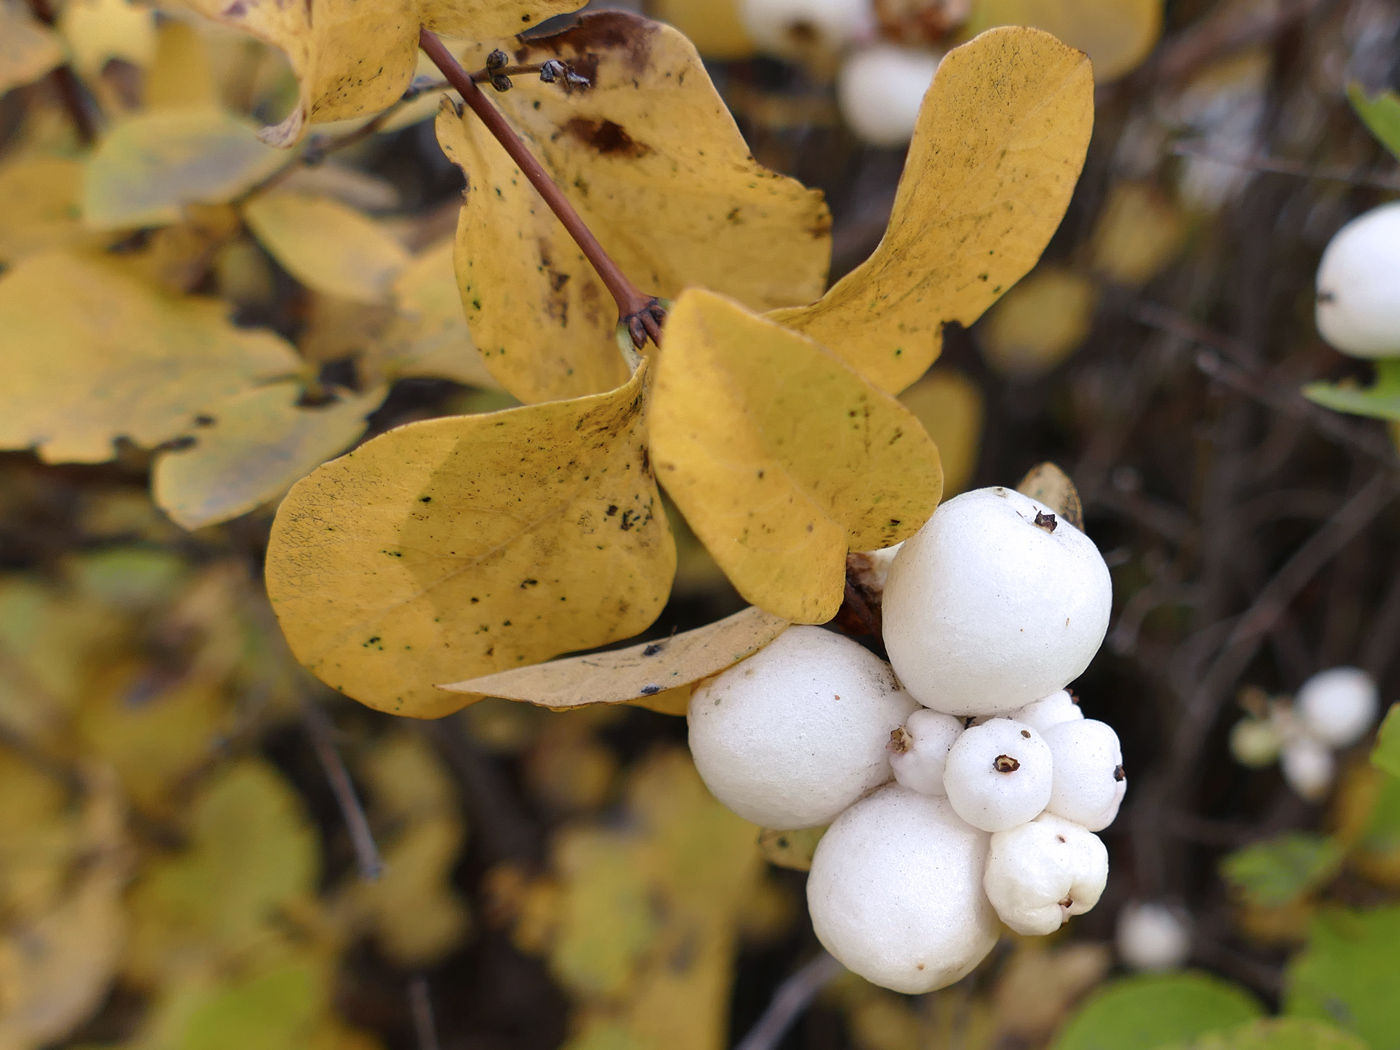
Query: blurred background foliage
3,0,1400,1047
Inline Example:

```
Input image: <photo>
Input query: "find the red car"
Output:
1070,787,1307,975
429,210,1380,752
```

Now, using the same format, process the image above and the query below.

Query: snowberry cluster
688,486,1119,993
1229,666,1380,801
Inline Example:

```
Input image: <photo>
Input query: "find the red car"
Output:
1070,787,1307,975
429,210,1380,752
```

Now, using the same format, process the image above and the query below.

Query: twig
733,952,843,1050
24,0,97,144
408,976,441,1050
300,697,383,881
418,28,666,349
1172,142,1400,193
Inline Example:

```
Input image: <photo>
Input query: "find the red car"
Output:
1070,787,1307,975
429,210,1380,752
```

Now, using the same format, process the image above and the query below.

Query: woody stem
418,29,663,348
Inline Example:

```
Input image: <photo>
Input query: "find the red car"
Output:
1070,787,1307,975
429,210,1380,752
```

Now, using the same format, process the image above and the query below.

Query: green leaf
1285,905,1400,1049
1052,972,1264,1050
1372,703,1400,778
1349,83,1400,160
1303,358,1400,421
179,963,324,1050
1220,833,1344,908
1171,1017,1369,1050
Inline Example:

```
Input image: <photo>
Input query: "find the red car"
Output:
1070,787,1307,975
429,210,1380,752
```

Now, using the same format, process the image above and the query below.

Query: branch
417,29,666,349
300,697,384,881
733,952,844,1050
408,976,441,1050
1172,142,1400,194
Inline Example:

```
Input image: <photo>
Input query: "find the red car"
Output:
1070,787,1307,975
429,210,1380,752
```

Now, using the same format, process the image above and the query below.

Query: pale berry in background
838,44,941,147
983,813,1108,936
942,718,1054,832
1229,716,1283,769
807,785,998,993
1117,901,1192,972
1295,666,1379,749
740,0,875,60
1281,735,1335,802
687,626,916,828
882,487,1113,717
1314,202,1400,358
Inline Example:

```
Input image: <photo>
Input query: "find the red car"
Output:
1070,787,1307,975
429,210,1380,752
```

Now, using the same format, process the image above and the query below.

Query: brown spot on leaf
563,117,651,158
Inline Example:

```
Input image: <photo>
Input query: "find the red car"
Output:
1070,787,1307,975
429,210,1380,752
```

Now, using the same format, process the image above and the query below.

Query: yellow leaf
182,0,587,147
374,239,500,389
649,0,756,60
0,250,301,463
0,3,63,94
757,826,826,872
264,362,675,718
82,109,286,230
769,26,1094,395
966,0,1162,82
126,202,243,293
152,381,385,531
897,368,983,496
124,759,320,984
441,605,788,708
1015,460,1082,529
0,154,90,266
243,192,411,304
144,19,221,111
1090,180,1185,285
979,265,1097,378
650,290,942,624
436,10,831,404
57,0,156,77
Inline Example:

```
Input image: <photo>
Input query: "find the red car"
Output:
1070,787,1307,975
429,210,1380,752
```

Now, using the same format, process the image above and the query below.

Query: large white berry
837,45,940,148
1011,689,1085,736
882,487,1113,716
942,719,1053,832
1117,902,1191,971
983,813,1108,936
1315,202,1400,358
1281,736,1334,802
1043,719,1125,832
687,626,916,828
889,707,962,795
740,0,874,61
807,785,998,994
1296,666,1379,749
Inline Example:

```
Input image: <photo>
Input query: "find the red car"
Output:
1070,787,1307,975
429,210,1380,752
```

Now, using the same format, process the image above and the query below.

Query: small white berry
1296,666,1379,749
1043,719,1126,832
889,707,962,795
740,0,874,61
1315,202,1400,359
807,785,998,994
688,626,916,829
1117,901,1191,971
1011,689,1085,736
882,487,1113,716
1281,736,1334,802
983,813,1108,936
943,719,1053,832
837,45,941,148
1229,716,1282,769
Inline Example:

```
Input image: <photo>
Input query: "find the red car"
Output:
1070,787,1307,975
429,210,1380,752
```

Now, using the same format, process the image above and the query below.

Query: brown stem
25,0,96,145
418,29,665,348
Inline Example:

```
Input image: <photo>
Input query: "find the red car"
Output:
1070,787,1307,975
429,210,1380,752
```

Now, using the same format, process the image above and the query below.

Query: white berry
882,487,1113,716
740,0,874,61
1011,689,1084,736
1281,736,1334,802
1043,719,1125,832
837,45,941,148
889,708,962,795
807,785,997,994
1315,202,1400,358
1229,717,1282,769
688,626,916,829
983,813,1108,936
942,719,1053,832
1117,902,1191,971
1296,666,1379,749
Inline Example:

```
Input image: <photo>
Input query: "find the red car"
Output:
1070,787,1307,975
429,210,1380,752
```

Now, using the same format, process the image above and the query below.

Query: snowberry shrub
983,812,1108,936
882,487,1113,716
1043,718,1126,831
942,718,1054,832
1315,201,1400,358
807,785,999,994
687,626,916,828
888,707,963,795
